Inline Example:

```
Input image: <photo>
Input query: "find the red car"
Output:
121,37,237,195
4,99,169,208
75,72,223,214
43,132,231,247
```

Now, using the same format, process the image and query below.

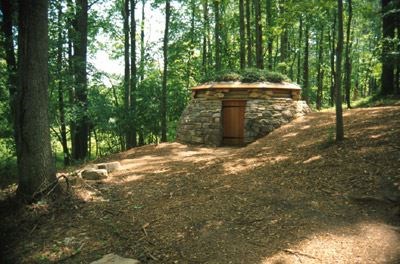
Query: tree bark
128,0,137,148
72,0,89,160
56,2,70,166
0,0,18,150
316,27,324,110
254,0,263,69
246,0,253,67
239,0,246,69
381,0,395,95
161,0,170,142
335,0,344,141
296,16,302,84
16,0,57,200
344,0,352,108
140,0,145,82
329,13,336,107
123,0,130,150
302,20,310,102
214,0,222,71
202,0,209,74
266,0,273,70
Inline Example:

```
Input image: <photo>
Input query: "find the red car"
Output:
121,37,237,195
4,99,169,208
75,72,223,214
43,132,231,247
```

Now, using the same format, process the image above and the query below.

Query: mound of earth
1,106,400,263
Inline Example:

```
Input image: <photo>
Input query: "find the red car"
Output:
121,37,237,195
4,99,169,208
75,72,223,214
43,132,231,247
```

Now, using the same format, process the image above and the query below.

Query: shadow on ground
1,106,400,264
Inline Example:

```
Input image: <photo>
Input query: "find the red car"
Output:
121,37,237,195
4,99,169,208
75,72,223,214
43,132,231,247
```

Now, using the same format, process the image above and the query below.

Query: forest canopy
0,0,399,186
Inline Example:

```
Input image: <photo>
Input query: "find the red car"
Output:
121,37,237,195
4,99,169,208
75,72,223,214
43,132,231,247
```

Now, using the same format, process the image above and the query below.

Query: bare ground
1,105,400,264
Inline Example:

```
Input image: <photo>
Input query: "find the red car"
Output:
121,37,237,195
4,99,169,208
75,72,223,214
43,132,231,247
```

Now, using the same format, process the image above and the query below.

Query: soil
1,105,400,264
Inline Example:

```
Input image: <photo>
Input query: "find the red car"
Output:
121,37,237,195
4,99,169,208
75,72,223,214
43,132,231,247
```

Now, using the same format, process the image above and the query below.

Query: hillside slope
1,106,400,263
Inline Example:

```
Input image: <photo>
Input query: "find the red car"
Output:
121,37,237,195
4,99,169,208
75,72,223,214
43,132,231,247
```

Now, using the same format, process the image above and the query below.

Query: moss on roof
201,68,289,84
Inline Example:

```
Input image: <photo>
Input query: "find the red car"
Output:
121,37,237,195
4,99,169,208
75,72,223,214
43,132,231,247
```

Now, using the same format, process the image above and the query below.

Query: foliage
201,68,289,83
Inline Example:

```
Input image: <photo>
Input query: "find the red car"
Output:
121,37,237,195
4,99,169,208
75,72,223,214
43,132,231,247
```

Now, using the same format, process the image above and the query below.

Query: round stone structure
176,81,311,146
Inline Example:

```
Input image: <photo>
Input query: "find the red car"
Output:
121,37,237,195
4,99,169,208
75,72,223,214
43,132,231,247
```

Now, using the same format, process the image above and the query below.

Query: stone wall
244,99,310,143
176,99,222,146
176,98,310,146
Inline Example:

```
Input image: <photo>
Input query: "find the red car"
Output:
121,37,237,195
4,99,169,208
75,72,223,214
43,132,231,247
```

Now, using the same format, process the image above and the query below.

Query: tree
123,0,130,150
239,0,246,69
265,0,273,70
71,0,89,160
254,0,263,69
335,0,344,141
128,0,138,148
344,0,353,108
214,0,222,71
246,0,253,67
302,19,310,102
16,0,57,200
161,0,171,142
381,0,395,95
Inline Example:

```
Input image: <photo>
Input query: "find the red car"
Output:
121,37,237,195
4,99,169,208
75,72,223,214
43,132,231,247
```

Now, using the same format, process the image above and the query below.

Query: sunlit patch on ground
262,222,400,264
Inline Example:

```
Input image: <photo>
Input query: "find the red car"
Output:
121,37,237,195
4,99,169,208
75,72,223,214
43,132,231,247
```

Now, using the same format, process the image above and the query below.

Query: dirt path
1,106,400,263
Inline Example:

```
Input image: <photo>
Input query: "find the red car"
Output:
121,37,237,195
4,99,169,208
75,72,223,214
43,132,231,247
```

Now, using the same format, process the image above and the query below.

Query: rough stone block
90,253,140,264
97,161,122,173
81,169,108,180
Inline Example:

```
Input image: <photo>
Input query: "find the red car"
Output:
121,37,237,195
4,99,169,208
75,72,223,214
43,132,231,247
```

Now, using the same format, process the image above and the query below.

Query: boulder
96,161,122,173
90,253,140,264
81,169,108,180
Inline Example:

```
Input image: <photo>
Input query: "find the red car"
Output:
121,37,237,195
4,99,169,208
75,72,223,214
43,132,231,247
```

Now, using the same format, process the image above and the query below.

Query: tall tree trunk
161,0,170,142
266,0,273,70
123,0,130,150
0,0,18,149
335,0,344,141
254,0,263,69
296,16,302,84
302,20,310,102
246,0,253,67
344,0,352,108
56,3,70,166
316,27,324,110
202,0,209,74
140,0,145,82
239,0,246,69
381,0,395,95
329,13,336,107
72,0,89,160
214,0,221,71
279,0,288,63
16,0,57,200
186,0,195,89
128,0,137,148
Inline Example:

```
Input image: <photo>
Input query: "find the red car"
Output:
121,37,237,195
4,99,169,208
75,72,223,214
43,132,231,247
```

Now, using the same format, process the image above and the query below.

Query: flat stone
90,253,140,264
81,169,108,180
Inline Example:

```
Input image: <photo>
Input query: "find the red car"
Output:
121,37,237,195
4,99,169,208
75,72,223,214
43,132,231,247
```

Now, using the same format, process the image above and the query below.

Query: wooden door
222,100,246,145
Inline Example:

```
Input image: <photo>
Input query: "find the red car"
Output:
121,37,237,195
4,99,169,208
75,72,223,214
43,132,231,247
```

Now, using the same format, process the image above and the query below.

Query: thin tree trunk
344,0,352,108
123,0,130,150
279,0,288,63
246,0,253,67
214,0,221,71
329,13,336,107
254,0,263,69
0,0,18,151
56,3,70,166
128,0,137,148
140,0,145,82
16,0,57,200
302,20,310,102
266,0,273,70
296,16,302,84
335,0,344,141
161,0,170,142
316,27,324,110
202,0,209,74
239,0,246,69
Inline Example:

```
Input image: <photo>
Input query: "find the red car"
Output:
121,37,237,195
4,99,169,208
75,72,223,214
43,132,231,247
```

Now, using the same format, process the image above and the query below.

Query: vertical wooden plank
222,100,246,145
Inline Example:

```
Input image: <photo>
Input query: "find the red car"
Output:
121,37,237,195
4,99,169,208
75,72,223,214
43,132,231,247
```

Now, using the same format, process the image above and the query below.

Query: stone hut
176,81,310,146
